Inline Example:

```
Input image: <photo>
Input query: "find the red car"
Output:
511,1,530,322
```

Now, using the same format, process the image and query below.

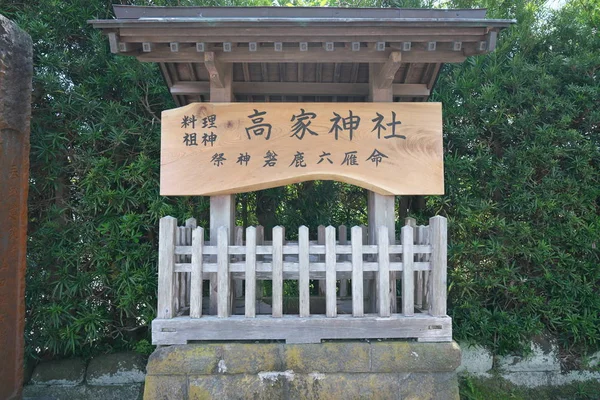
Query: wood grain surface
161,102,443,195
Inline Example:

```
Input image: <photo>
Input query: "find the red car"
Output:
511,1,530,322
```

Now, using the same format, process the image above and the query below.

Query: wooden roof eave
88,7,515,106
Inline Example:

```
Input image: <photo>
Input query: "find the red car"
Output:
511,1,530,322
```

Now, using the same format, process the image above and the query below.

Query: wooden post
217,226,230,318
157,216,177,319
190,227,204,318
256,225,264,303
325,226,337,317
317,225,326,296
208,53,234,315
0,16,32,398
272,226,284,317
209,195,234,314
351,226,364,317
185,218,197,309
429,216,447,316
405,217,423,310
234,225,244,302
298,226,310,317
401,224,414,316
338,225,348,297
245,227,256,318
378,226,391,317
367,64,397,313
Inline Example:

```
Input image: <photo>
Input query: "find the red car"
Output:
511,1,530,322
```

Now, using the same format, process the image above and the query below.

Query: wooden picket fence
152,216,450,345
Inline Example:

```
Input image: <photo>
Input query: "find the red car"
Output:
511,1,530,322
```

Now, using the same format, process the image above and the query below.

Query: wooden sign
161,103,443,196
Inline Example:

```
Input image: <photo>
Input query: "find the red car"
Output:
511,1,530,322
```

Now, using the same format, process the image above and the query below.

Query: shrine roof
89,5,514,106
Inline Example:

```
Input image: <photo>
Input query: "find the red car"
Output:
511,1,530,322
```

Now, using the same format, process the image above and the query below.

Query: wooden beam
376,51,402,89
204,51,226,89
137,47,467,64
107,32,119,53
117,26,488,42
169,81,430,97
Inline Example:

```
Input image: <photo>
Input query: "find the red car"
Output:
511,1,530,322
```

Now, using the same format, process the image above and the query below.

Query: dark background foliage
0,0,598,362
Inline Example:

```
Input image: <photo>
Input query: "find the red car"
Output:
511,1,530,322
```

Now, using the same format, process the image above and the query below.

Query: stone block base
144,341,461,400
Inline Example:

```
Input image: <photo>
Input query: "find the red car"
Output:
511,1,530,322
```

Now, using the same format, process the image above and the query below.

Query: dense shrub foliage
1,0,598,360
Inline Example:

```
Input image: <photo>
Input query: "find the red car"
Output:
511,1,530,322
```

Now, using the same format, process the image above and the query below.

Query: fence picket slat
234,226,244,301
190,227,204,318
338,225,348,297
429,216,447,316
157,217,177,319
217,226,230,318
272,226,284,318
351,226,364,317
402,225,414,316
176,227,185,312
299,226,310,318
256,225,264,302
317,225,326,296
415,225,424,309
378,225,391,317
245,227,256,318
423,226,431,310
326,226,337,317
185,221,195,308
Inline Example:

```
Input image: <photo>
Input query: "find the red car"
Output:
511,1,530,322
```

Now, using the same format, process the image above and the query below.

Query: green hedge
3,0,598,360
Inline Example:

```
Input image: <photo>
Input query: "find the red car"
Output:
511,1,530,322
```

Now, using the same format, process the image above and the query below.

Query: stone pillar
0,14,33,400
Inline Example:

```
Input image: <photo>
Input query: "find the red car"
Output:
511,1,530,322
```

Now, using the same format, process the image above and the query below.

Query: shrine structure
91,6,513,399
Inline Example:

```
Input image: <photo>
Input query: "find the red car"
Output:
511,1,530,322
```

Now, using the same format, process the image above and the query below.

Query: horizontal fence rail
154,216,449,344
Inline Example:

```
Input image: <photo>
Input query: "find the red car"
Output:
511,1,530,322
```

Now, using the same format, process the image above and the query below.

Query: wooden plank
173,227,181,313
378,226,391,317
234,226,244,298
217,226,230,318
272,226,284,317
185,224,192,307
245,226,256,318
317,225,326,296
298,225,310,317
401,225,414,316
161,102,443,196
157,216,177,319
351,226,364,317
429,216,447,316
338,225,348,297
190,227,204,318
178,226,186,309
256,225,264,302
376,51,402,89
136,46,468,64
107,32,119,53
409,220,423,310
326,226,337,317
151,314,453,345
170,82,430,97
174,260,432,276
422,225,431,310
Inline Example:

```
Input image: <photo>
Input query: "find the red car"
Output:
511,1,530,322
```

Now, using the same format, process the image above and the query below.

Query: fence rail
153,216,449,344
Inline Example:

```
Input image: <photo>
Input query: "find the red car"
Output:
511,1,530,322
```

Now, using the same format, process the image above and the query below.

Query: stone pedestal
0,14,33,400
144,341,461,399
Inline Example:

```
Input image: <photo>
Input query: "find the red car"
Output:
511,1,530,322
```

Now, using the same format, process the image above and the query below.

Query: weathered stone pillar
0,14,33,400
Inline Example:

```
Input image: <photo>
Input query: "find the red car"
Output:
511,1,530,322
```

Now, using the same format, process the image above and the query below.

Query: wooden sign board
161,103,443,196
